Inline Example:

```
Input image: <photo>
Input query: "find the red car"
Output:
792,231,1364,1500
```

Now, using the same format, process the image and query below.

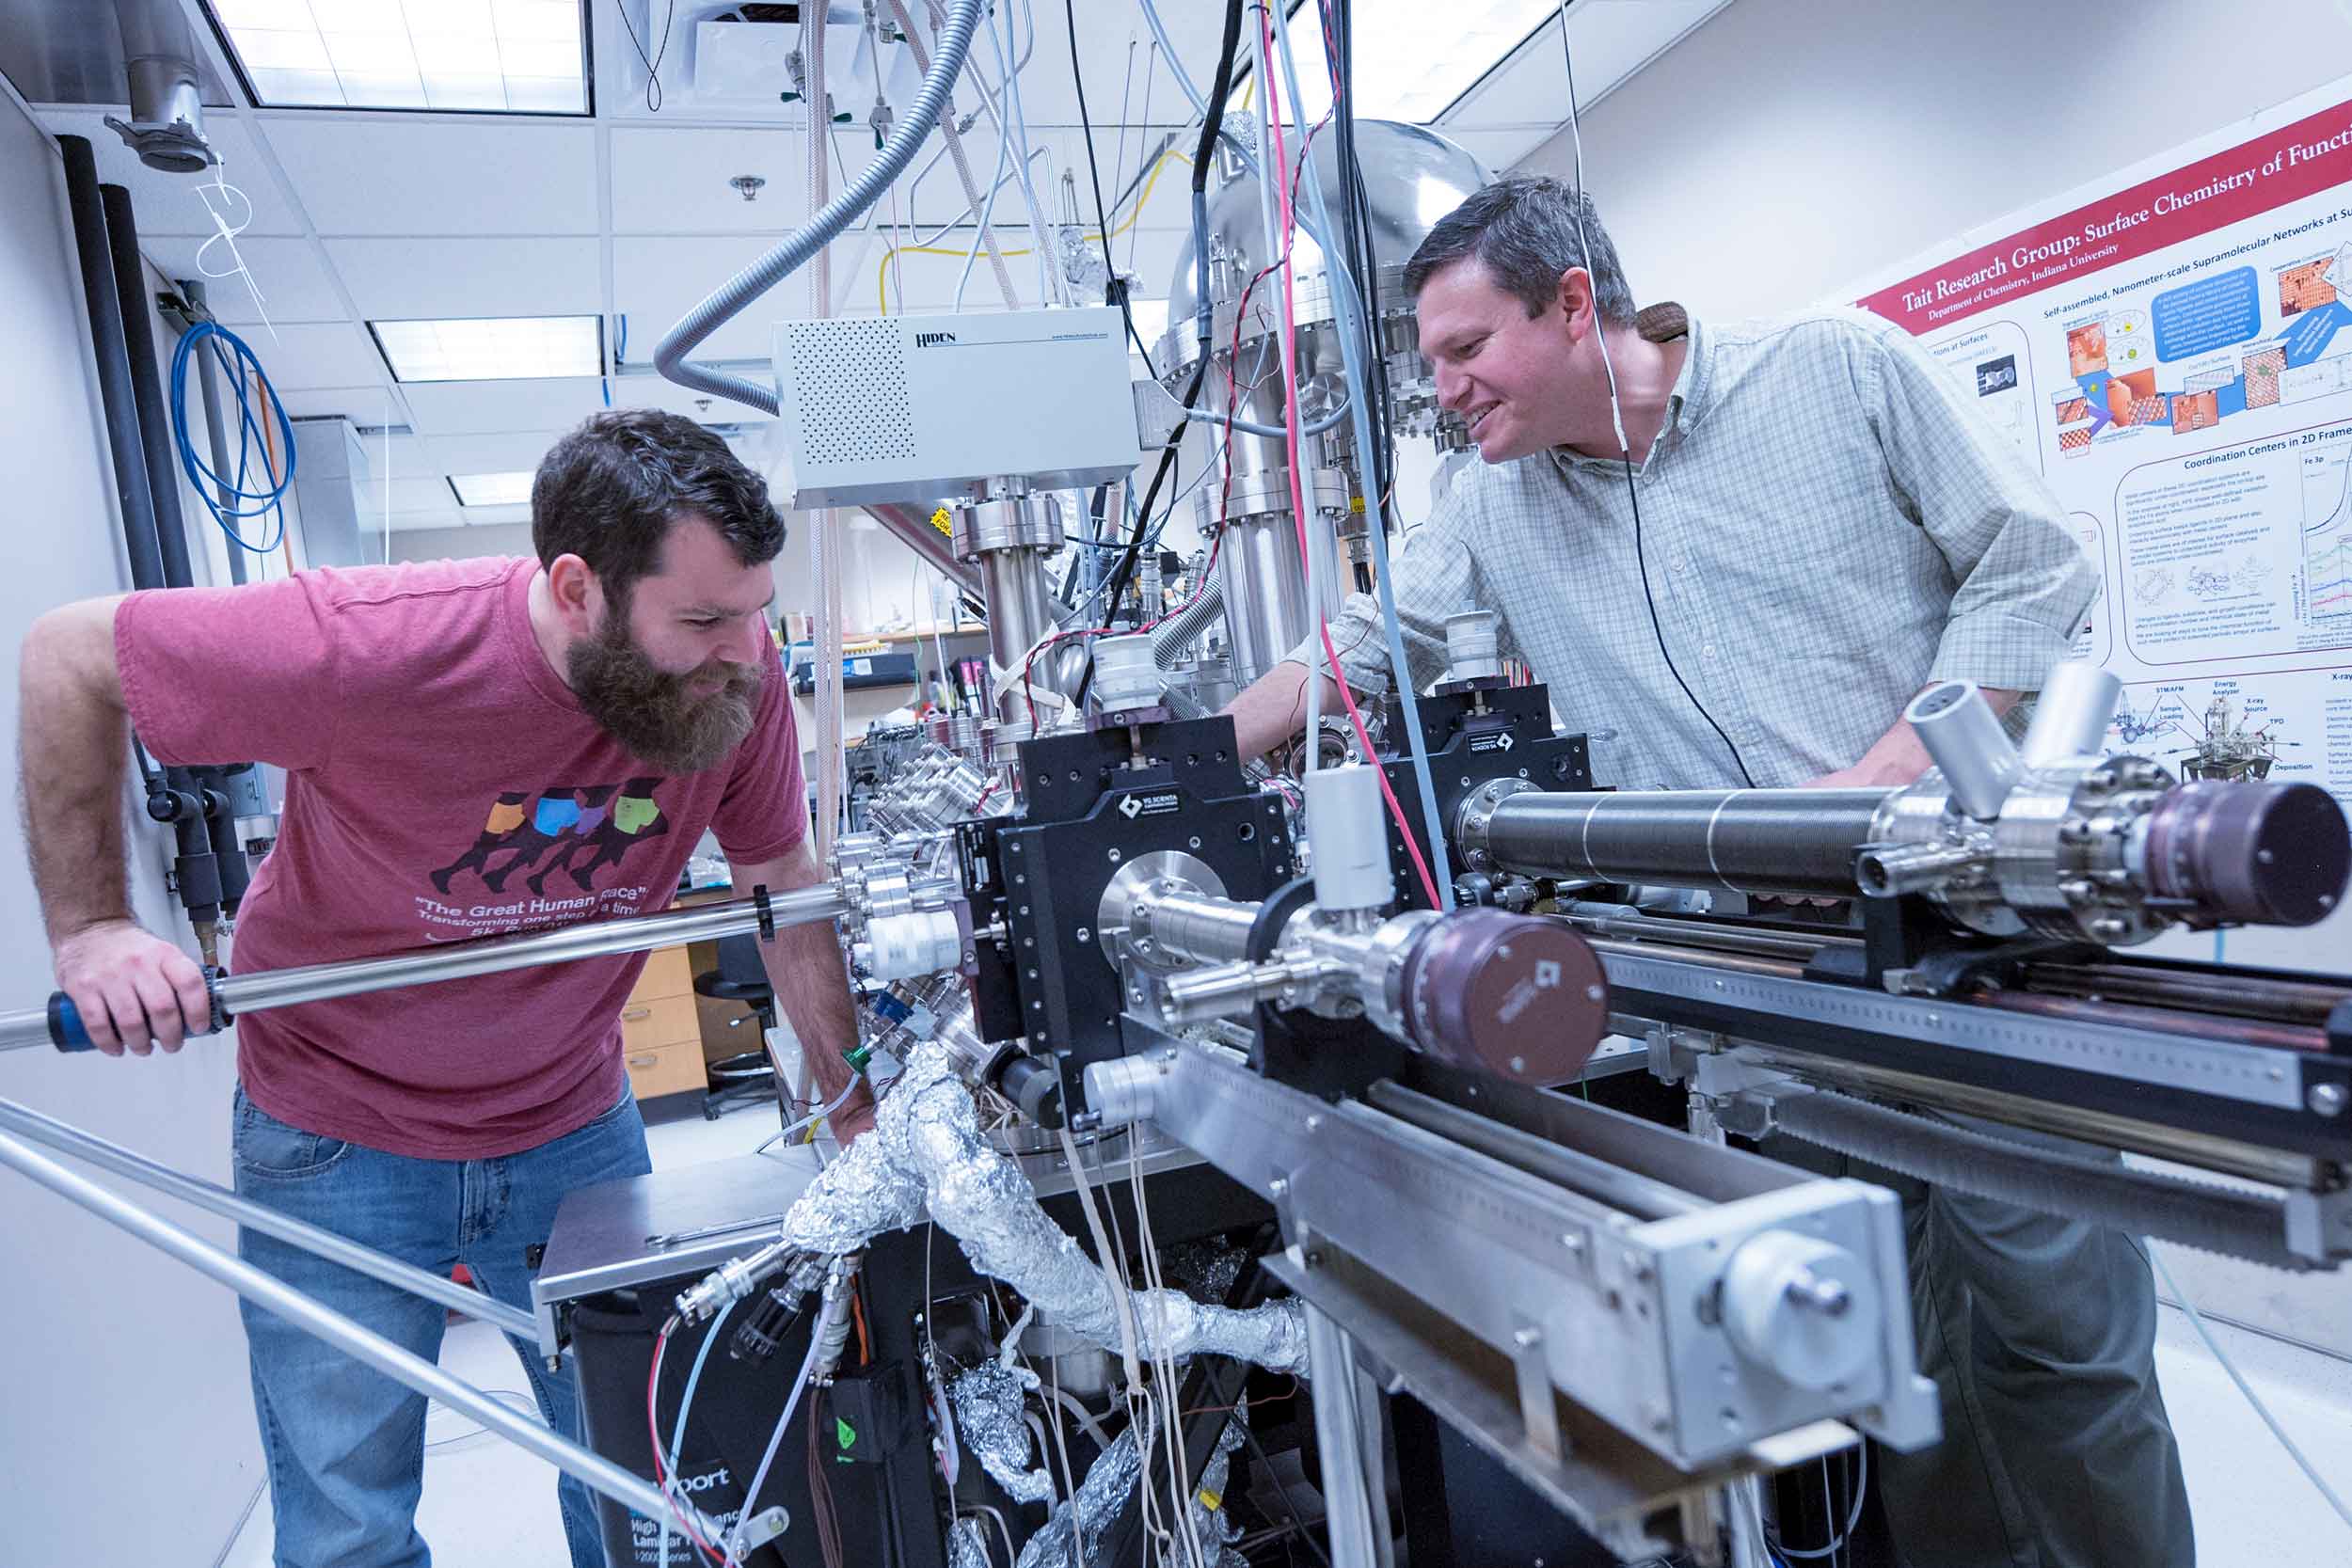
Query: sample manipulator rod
3,884,854,1053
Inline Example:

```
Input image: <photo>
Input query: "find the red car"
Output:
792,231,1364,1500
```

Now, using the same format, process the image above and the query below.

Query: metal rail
3,885,849,1053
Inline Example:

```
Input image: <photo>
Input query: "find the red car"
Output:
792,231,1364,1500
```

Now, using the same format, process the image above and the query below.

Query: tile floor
215,1100,2352,1567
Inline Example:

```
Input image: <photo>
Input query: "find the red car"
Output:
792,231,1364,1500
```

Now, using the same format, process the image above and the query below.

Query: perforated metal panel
787,320,915,465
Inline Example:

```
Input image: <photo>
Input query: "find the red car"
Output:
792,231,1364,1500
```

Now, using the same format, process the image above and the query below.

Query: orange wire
850,1290,871,1366
252,363,294,578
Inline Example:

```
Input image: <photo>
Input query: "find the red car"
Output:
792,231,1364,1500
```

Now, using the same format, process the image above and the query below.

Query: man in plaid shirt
1227,178,2187,1568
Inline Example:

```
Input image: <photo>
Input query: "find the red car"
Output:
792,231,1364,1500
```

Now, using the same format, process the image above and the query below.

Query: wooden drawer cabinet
623,1038,707,1100
631,943,695,1005
622,942,704,1105
620,991,700,1052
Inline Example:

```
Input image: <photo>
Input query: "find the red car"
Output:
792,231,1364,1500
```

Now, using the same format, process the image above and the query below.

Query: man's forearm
1223,659,1339,760
18,601,136,942
766,921,863,1104
733,843,866,1109
1817,684,2021,788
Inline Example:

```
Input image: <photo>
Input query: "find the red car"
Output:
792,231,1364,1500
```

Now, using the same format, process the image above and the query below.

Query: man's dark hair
532,409,786,606
1404,176,1637,326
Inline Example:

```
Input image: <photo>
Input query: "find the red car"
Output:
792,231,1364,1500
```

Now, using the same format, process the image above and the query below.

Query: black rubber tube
58,138,166,595
102,182,195,590
1480,788,1889,897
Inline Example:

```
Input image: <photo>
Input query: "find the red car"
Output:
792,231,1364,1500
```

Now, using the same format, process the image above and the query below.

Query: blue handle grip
49,971,228,1052
49,992,93,1052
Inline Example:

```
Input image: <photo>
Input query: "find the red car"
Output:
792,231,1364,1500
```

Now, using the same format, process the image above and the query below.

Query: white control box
771,306,1144,508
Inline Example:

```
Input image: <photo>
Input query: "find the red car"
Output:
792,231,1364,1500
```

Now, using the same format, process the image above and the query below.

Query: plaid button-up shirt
1296,307,2095,790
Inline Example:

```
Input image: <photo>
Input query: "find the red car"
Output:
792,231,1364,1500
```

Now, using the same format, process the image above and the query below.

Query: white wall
387,521,535,563
0,95,263,1564
1519,0,2352,321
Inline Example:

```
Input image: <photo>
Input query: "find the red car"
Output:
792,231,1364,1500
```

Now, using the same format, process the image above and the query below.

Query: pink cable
1259,6,1443,910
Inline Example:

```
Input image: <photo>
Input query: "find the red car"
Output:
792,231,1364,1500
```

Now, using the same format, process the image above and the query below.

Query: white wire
1128,1134,1206,1568
193,158,277,341
953,1,1019,312
1045,1379,1118,1453
732,1289,840,1562
659,1302,740,1568
2151,1249,2352,1532
963,1503,1023,1568
1765,1444,1865,1560
774,1075,862,1144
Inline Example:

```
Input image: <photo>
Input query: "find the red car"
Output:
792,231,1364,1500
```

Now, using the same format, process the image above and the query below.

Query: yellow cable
878,147,1193,314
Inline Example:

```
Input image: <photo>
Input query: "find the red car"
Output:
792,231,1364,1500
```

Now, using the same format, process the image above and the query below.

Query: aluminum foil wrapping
774,1111,929,1257
946,1514,992,1568
947,1361,1057,1505
775,1037,970,1257
772,1040,1306,1375
1183,1416,1249,1568
1014,1424,1145,1568
895,1046,1311,1375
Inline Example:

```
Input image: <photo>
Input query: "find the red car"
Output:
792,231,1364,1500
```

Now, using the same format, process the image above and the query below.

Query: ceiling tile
262,118,598,235
430,430,570,472
276,384,396,421
400,377,612,436
35,112,308,237
1438,127,1567,171
364,431,442,472
1445,1,1731,129
386,509,465,532
378,475,464,513
135,235,347,325
609,127,815,234
325,236,602,319
252,322,392,389
459,502,535,526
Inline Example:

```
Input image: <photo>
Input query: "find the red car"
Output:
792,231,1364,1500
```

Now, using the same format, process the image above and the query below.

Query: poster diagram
1854,82,2352,968
1931,321,2040,467
2045,265,2352,459
2310,443,2352,625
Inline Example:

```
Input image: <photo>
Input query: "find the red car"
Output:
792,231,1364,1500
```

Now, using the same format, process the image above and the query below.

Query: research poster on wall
1851,78,2352,968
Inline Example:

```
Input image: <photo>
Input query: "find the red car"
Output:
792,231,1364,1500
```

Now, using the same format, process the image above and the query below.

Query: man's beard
566,611,761,774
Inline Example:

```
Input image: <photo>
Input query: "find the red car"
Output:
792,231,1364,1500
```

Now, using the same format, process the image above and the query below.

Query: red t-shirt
116,558,808,1158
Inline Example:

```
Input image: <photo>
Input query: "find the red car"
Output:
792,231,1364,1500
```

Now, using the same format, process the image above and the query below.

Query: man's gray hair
1404,176,1637,325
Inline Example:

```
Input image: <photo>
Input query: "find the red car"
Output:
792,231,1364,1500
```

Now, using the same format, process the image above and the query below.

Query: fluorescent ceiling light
1233,0,1557,125
208,0,588,114
449,470,536,507
370,315,603,382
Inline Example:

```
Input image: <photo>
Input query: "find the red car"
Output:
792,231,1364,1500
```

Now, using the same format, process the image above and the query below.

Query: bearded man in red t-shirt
19,408,865,1568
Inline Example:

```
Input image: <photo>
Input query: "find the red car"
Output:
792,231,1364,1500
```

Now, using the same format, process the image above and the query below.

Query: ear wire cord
1556,6,1756,791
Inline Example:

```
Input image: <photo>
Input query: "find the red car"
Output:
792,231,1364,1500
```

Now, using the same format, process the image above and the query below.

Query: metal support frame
1126,1027,1938,1480
0,1125,723,1543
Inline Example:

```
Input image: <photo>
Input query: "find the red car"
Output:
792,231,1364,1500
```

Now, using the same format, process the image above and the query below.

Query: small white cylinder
1090,633,1163,712
1905,681,2022,819
2020,661,2123,768
1444,610,1502,682
1304,764,1393,911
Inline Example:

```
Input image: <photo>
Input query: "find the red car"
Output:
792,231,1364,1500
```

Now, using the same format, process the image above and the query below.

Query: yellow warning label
930,506,954,536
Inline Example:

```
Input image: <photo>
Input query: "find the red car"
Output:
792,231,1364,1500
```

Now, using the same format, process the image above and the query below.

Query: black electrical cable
1624,459,1755,787
1553,8,1756,789
1327,0,1399,534
1062,0,1158,375
614,0,677,112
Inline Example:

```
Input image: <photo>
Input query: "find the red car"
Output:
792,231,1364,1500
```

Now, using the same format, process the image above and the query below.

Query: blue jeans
232,1085,653,1568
